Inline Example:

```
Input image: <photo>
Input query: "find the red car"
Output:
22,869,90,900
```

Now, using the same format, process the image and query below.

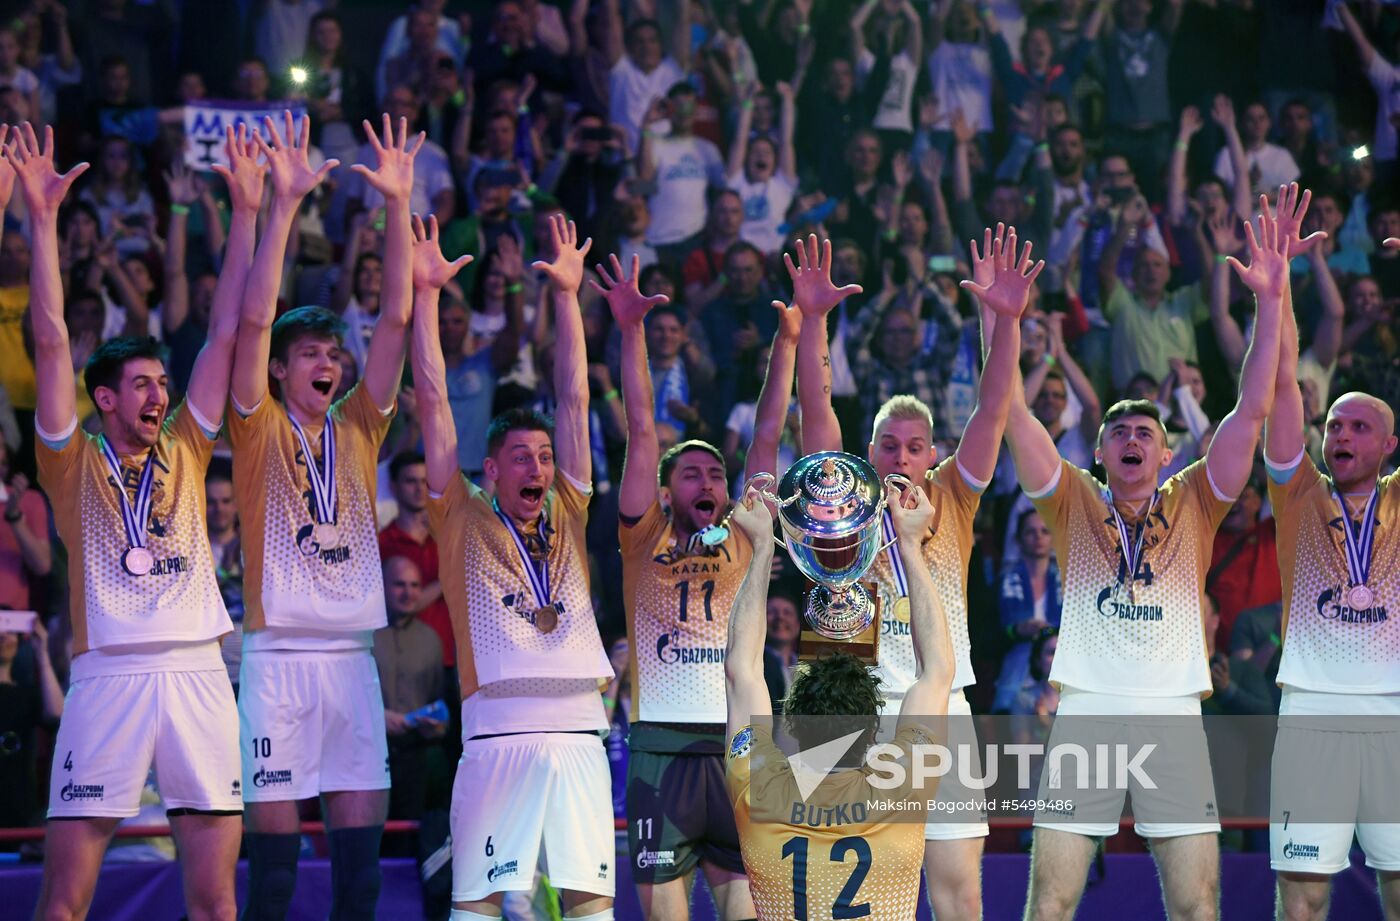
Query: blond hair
871,396,934,439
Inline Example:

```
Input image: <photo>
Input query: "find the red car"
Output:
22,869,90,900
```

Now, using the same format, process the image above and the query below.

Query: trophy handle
742,471,800,509
874,473,916,553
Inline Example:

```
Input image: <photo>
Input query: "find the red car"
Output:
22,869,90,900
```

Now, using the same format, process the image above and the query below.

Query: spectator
727,81,798,255
78,136,154,256
642,304,715,438
438,292,504,477
606,11,687,154
637,82,725,266
0,27,40,122
355,85,456,223
925,1,992,154
0,441,49,611
763,583,802,711
1207,477,1281,653
1203,593,1275,715
539,111,625,245
300,11,374,167
850,0,923,147
383,8,443,105
602,635,630,820
232,57,272,103
1212,100,1301,198
254,0,331,76
0,230,36,418
376,0,465,105
466,0,570,96
374,556,447,823
76,0,169,106
1005,626,1059,717
680,189,743,309
698,242,776,434
829,129,886,258
1276,98,1333,189
799,56,867,192
1097,0,1182,202
992,510,1062,713
206,459,243,690
20,2,80,127
0,615,62,830
1337,2,1400,182
985,2,1104,112
379,452,456,672
442,166,536,296
1367,203,1400,299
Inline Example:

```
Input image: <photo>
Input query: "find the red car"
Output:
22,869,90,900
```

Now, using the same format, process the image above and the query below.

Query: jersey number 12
781,834,872,919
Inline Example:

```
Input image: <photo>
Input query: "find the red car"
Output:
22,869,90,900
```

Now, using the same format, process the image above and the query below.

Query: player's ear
482,456,499,482
658,485,673,510
268,357,288,381
1385,434,1399,459
93,385,116,413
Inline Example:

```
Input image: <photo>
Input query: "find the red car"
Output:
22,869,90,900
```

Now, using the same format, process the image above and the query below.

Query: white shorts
886,689,990,842
49,669,242,818
238,650,390,801
450,732,614,902
1270,721,1400,873
1033,690,1219,840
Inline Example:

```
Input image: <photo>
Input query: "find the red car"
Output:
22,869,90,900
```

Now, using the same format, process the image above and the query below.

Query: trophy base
798,582,882,665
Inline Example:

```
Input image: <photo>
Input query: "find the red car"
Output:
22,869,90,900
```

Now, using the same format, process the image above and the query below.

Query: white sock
449,911,501,921
565,911,615,921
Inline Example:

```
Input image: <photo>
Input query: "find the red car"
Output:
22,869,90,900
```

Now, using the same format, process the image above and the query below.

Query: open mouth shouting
1120,446,1144,468
311,376,335,396
138,407,163,430
692,496,719,522
519,485,545,506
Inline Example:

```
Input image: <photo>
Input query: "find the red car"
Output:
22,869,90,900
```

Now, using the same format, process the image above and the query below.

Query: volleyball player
1003,196,1292,920
228,113,414,921
412,213,616,920
792,226,1039,920
26,119,255,920
1264,186,1400,919
722,473,949,921
593,251,799,920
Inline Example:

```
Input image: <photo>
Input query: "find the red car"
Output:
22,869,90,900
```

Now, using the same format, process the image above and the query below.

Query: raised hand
1226,195,1290,298
891,150,913,189
783,234,863,317
164,157,200,206
494,233,525,283
351,113,423,202
254,110,338,202
771,298,802,341
6,122,88,217
1178,105,1203,140
968,222,1005,291
1210,94,1236,132
410,214,472,290
0,126,14,211
531,213,591,293
208,123,266,213
730,487,774,543
1272,182,1326,257
588,252,668,326
886,476,933,543
959,225,1045,318
1206,212,1241,255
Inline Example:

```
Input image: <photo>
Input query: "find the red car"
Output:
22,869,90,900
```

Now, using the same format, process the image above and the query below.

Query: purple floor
0,851,1388,919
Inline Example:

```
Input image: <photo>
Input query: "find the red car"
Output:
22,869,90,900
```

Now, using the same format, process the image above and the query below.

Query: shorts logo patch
1283,840,1320,861
231,779,242,797
598,862,609,879
729,727,753,760
636,847,676,869
252,766,294,788
59,780,105,802
487,859,519,883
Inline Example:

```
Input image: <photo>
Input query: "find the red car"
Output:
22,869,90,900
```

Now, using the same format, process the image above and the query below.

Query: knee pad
328,825,384,921
241,833,301,921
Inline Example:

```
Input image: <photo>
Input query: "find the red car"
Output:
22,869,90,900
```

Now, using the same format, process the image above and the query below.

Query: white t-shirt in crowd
728,169,798,254
926,42,993,134
1213,142,1301,197
646,135,724,246
609,55,685,153
859,48,919,133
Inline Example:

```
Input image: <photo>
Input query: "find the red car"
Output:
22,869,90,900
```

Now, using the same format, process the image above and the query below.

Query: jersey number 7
781,834,872,919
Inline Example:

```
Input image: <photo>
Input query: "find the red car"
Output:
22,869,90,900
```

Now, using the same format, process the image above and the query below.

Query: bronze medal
534,603,559,634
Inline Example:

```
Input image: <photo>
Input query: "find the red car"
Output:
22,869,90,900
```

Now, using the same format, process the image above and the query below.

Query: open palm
784,234,862,316
211,124,266,212
411,214,472,290
589,253,667,326
1272,182,1325,257
1227,197,1289,298
256,110,337,200
7,122,88,216
532,214,591,293
352,114,422,202
959,227,1044,318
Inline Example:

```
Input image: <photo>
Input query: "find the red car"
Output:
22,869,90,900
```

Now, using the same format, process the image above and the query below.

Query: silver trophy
747,452,908,642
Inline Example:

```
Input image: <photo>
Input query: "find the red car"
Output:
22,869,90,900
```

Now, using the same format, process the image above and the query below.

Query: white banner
182,101,307,171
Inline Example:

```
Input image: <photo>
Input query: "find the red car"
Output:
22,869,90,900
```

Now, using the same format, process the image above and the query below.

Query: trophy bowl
747,452,899,642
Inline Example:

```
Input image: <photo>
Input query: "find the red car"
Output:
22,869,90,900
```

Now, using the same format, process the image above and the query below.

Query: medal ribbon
1333,486,1380,589
98,435,156,552
288,412,337,526
881,510,909,598
494,504,551,607
1105,489,1157,587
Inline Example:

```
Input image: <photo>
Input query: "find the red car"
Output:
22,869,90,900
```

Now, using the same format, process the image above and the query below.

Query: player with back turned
1264,191,1400,920
792,226,1040,920
592,250,799,920
1002,195,1293,921
24,119,257,921
227,112,416,921
411,213,616,920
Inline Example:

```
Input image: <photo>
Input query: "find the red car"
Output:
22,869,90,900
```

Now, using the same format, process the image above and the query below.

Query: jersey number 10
781,834,872,919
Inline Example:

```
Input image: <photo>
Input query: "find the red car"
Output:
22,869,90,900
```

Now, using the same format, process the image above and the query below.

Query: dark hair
643,302,686,330
657,439,725,487
782,652,885,749
625,17,661,43
269,306,346,365
666,80,697,99
1029,627,1058,681
486,407,554,457
85,336,165,405
59,200,101,239
723,240,763,267
100,54,129,75
1050,123,1082,144
206,455,234,485
638,262,678,296
1097,398,1166,446
390,450,426,482
1015,507,1044,539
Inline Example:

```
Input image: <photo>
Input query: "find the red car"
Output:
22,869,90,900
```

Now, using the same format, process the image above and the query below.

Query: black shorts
626,749,744,883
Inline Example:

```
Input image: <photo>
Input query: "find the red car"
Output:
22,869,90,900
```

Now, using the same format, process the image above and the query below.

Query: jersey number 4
676,580,715,621
781,834,872,919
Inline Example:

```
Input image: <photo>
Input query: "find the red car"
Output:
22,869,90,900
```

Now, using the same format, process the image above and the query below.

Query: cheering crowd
2,0,1400,919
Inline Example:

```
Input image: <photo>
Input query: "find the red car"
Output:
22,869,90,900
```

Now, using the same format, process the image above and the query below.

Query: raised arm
957,227,1045,483
1099,195,1150,303
726,82,754,178
186,126,263,425
160,160,198,335
788,235,863,453
1338,2,1378,68
410,215,473,495
591,253,669,519
725,488,776,740
1209,193,1289,497
10,124,87,436
745,300,801,482
900,0,923,71
1167,106,1203,227
1211,95,1253,220
232,111,338,411
532,215,594,484
351,115,420,412
1267,184,1327,464
890,482,952,726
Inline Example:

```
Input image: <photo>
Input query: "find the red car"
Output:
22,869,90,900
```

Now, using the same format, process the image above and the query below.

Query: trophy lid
776,451,884,537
